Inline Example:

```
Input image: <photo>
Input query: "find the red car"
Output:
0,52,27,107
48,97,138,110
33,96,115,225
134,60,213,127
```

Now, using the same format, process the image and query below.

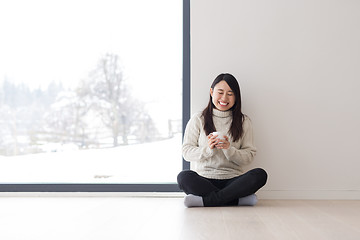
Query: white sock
184,194,204,208
238,194,258,206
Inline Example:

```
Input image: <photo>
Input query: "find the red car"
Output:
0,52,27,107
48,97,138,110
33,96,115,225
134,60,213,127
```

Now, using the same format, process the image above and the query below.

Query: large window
0,0,189,191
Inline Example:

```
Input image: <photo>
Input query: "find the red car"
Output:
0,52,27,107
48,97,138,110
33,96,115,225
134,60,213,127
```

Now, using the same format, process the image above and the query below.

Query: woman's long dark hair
202,73,244,142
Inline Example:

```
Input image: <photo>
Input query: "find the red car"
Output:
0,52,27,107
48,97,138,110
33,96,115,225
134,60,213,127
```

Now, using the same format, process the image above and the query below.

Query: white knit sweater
182,109,257,179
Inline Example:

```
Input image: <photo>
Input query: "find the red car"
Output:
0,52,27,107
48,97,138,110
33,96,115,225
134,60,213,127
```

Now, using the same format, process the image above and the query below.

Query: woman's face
210,80,236,111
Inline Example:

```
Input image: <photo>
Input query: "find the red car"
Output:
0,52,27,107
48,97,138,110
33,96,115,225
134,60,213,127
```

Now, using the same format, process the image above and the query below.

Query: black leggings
177,168,268,207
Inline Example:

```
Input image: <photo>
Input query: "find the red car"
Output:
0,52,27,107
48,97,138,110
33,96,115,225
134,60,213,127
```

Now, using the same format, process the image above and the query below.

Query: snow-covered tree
79,53,157,146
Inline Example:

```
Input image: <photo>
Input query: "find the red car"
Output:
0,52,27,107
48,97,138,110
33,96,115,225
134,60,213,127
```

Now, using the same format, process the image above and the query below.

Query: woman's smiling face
210,80,235,111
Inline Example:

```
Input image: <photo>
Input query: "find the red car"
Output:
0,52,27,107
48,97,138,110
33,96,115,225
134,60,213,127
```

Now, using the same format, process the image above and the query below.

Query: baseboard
257,190,360,200
1,190,359,200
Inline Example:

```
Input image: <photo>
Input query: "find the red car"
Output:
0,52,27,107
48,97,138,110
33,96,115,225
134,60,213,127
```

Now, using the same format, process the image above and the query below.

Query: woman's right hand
207,133,220,149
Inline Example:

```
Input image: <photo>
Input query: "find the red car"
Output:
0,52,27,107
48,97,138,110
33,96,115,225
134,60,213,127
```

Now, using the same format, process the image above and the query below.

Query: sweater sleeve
222,117,257,166
182,114,214,162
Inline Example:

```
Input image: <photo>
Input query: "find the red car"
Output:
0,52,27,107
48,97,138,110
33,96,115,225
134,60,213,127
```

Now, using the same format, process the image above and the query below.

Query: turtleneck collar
213,108,232,118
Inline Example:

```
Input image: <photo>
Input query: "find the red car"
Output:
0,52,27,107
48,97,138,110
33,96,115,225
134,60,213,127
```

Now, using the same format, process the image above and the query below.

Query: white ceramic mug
211,132,225,143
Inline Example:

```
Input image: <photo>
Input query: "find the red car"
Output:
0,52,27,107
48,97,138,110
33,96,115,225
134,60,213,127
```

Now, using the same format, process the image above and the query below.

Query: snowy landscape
0,0,183,185
0,134,182,184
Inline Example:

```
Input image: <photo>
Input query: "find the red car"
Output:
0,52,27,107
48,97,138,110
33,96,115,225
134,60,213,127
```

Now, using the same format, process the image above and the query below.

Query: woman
177,73,267,207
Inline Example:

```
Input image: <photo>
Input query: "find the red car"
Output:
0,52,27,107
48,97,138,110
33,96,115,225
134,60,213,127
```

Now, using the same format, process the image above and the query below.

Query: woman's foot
184,194,204,207
238,194,258,206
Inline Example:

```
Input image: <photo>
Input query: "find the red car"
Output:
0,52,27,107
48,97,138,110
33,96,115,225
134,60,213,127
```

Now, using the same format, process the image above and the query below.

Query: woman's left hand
216,136,230,149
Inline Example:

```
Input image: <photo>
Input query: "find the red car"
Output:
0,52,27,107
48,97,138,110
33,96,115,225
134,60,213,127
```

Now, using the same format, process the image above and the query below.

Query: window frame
0,0,190,192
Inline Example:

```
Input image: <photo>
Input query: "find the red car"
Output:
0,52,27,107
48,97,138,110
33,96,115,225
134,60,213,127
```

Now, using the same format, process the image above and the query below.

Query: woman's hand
208,134,230,150
207,133,220,149
215,136,230,150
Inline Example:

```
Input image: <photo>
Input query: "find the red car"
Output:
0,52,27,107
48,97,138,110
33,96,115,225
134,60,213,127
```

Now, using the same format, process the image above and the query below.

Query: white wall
190,0,360,199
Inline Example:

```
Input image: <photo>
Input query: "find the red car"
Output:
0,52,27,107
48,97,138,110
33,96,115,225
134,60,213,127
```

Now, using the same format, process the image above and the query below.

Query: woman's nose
221,94,228,101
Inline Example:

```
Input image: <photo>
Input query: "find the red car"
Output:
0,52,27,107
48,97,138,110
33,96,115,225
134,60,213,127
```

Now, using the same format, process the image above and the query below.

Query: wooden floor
1,197,360,240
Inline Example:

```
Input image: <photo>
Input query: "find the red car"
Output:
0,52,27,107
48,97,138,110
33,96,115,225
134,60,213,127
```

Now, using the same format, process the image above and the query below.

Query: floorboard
0,197,359,240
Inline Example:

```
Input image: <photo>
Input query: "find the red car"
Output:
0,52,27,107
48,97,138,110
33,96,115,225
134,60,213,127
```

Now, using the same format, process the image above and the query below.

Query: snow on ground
0,134,182,184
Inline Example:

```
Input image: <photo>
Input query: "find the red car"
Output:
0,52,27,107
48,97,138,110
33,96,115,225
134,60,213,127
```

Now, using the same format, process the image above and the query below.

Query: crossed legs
177,168,268,207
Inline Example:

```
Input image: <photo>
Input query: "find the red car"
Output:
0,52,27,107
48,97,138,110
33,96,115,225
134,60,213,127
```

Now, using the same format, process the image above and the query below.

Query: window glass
0,0,183,184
